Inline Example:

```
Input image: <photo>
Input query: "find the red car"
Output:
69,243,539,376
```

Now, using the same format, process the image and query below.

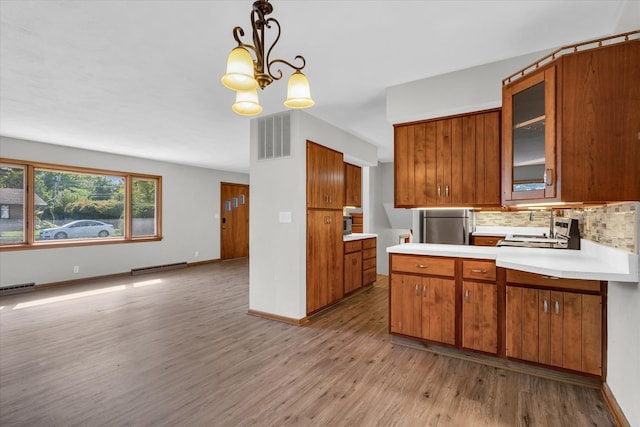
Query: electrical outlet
73,266,79,273
195,251,199,257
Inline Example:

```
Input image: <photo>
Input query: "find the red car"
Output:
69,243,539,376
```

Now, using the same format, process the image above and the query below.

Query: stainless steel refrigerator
420,209,473,245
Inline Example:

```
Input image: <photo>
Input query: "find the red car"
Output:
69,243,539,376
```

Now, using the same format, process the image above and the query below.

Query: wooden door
220,182,249,260
435,119,452,206
394,125,414,207
307,141,344,209
389,273,421,337
421,277,456,345
506,286,540,361
306,209,343,314
462,281,497,354
475,111,501,205
581,294,602,376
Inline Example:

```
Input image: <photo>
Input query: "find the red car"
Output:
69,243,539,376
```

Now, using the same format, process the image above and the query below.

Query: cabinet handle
437,186,441,197
465,289,469,302
554,300,560,315
540,275,559,280
423,285,427,297
543,299,548,313
416,264,428,269
415,284,419,296
445,185,449,197
324,216,331,224
544,168,553,186
471,269,487,274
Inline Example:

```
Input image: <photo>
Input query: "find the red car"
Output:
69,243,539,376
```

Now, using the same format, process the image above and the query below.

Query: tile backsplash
476,202,638,254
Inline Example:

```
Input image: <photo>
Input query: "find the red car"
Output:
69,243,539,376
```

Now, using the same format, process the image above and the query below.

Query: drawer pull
471,269,488,274
416,264,429,269
541,275,559,280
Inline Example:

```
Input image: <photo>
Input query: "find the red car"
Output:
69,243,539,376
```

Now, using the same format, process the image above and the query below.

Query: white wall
248,110,377,320
0,136,248,287
386,50,548,124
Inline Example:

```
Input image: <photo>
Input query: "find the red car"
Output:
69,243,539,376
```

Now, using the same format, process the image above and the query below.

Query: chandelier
221,0,314,116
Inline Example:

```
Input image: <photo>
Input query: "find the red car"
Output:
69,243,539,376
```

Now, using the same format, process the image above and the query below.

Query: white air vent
258,113,291,160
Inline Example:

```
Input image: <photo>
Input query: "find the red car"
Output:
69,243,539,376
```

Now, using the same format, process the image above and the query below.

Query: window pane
0,164,26,244
34,169,124,241
132,178,157,237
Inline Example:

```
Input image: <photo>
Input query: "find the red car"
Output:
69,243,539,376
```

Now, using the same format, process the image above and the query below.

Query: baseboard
32,259,221,289
601,382,630,427
248,309,308,326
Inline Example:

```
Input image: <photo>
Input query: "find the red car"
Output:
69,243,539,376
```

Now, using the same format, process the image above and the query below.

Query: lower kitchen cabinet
307,210,344,314
462,260,498,354
362,237,377,286
506,276,603,376
344,240,363,294
390,255,456,345
389,253,605,380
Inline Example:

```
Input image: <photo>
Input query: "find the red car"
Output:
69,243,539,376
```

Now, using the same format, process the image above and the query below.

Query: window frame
0,158,162,251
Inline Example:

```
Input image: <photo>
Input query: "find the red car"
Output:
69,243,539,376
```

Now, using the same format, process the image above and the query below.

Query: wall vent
257,113,291,160
0,282,36,296
131,262,188,276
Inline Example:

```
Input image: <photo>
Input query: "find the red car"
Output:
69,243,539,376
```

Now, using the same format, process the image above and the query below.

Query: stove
498,217,581,250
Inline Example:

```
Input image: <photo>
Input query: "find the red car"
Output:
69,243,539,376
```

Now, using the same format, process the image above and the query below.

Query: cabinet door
307,210,343,314
395,123,430,207
462,281,497,354
421,277,456,345
506,286,540,361
390,273,421,337
344,251,362,293
473,111,501,205
307,141,344,209
502,66,557,204
344,163,362,207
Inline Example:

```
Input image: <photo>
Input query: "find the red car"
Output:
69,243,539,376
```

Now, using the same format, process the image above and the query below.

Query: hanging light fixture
221,0,314,116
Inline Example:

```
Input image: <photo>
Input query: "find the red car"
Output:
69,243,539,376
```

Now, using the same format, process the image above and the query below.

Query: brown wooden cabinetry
307,210,344,314
472,235,503,247
505,271,604,377
344,240,363,294
307,140,344,209
362,237,377,286
502,35,640,204
394,109,501,208
461,260,498,354
344,163,362,207
307,140,344,315
390,255,456,345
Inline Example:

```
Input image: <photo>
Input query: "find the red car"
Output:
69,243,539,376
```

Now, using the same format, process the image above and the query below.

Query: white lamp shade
232,88,262,116
221,47,257,91
284,71,314,108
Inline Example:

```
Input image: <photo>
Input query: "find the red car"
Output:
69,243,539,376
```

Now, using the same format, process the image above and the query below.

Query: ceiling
0,1,629,173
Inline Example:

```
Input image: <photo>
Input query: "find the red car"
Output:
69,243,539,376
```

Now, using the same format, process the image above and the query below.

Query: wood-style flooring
0,259,614,426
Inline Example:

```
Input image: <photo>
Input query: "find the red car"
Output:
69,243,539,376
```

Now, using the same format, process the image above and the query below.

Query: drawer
506,269,601,293
362,258,376,270
363,248,376,260
363,238,376,249
473,235,503,247
391,255,455,277
363,268,377,285
463,260,496,281
344,240,362,253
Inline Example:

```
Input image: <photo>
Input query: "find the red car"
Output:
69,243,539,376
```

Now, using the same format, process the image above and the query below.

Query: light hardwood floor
0,259,614,426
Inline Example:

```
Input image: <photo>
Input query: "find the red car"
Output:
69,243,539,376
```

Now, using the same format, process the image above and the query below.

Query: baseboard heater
0,282,36,296
130,262,188,276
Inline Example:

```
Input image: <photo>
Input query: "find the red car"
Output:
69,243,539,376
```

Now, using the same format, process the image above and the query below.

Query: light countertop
344,233,377,242
386,240,639,283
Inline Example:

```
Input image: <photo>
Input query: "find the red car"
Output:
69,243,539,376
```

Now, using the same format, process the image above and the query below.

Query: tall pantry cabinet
307,140,345,314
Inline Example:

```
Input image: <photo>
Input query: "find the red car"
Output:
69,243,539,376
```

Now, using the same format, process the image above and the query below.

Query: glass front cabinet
502,66,557,204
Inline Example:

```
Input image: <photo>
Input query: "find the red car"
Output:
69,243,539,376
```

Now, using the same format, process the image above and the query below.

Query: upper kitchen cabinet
344,162,362,207
502,32,640,205
307,140,345,209
394,109,501,208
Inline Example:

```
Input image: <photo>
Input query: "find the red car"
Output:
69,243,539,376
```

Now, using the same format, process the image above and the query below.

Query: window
0,159,161,250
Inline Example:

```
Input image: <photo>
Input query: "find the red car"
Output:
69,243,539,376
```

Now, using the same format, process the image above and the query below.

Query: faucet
529,210,554,238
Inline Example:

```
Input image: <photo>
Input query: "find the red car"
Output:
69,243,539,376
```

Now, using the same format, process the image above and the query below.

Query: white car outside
39,220,115,240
